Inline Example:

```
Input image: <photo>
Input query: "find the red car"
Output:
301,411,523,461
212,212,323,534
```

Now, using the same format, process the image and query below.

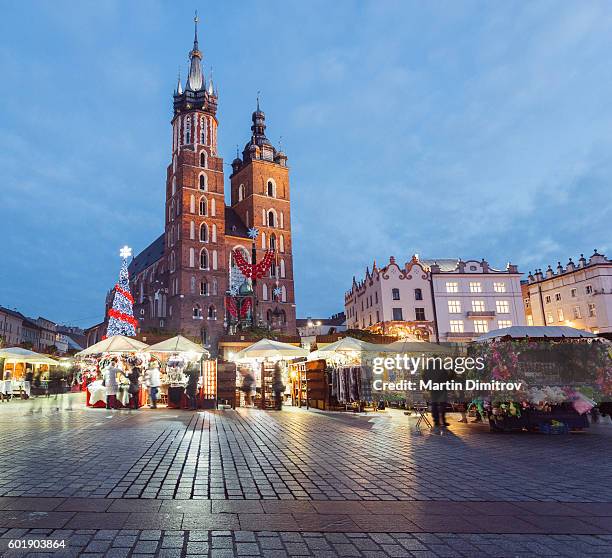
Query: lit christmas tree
106,245,138,337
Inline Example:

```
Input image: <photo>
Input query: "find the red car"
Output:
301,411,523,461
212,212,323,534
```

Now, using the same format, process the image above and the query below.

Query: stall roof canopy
146,335,209,357
476,326,598,341
233,338,308,360
0,347,59,365
76,335,149,355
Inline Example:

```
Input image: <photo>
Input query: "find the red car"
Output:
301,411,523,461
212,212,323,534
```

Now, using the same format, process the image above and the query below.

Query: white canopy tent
308,336,375,360
232,338,308,361
0,347,59,366
75,335,149,356
146,335,210,358
476,325,598,342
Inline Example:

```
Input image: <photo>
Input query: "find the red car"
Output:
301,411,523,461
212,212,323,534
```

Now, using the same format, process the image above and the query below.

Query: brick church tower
164,16,227,347
230,102,296,334
129,16,297,352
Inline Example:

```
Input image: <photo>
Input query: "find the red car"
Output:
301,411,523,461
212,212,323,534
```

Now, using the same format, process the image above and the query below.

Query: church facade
128,20,297,352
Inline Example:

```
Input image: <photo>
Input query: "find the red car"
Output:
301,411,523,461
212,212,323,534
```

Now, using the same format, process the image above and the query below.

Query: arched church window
200,223,208,242
200,151,207,167
268,210,275,227
267,179,276,197
199,174,207,190
208,305,216,319
193,304,202,318
200,280,208,296
269,233,276,251
238,184,245,202
200,117,207,145
200,249,208,270
199,197,207,216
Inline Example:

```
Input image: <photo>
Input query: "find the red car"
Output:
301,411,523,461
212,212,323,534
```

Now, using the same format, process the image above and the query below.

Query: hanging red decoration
240,298,252,318
233,249,275,279
107,308,139,328
225,296,238,318
114,284,134,304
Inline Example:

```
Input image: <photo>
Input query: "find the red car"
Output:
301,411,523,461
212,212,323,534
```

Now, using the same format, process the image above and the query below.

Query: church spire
186,11,203,91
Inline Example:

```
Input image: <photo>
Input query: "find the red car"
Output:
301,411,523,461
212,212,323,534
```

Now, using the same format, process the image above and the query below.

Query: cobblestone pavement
1,394,611,502
0,394,610,556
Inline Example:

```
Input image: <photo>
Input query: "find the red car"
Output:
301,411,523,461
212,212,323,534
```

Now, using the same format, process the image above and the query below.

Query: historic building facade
345,255,525,343
128,20,297,352
522,250,612,336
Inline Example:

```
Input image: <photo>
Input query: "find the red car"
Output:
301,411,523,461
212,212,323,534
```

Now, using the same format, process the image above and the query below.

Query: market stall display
469,326,611,433
145,335,211,409
75,335,150,408
0,347,60,398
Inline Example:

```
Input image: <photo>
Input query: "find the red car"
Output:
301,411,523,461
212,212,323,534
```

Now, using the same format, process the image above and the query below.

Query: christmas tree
106,245,138,337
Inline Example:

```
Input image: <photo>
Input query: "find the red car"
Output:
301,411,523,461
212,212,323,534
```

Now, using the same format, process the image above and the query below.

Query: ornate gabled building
128,18,297,353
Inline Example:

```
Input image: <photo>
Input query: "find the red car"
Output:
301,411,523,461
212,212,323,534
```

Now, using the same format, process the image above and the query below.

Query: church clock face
262,147,273,161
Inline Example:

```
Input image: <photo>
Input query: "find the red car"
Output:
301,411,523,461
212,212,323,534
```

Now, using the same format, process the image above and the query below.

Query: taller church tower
164,15,227,347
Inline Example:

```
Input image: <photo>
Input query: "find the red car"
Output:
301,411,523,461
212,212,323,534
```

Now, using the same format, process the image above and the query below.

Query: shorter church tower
230,103,296,333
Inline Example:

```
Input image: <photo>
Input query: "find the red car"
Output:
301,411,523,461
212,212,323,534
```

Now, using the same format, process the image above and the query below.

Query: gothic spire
176,67,183,95
187,11,203,91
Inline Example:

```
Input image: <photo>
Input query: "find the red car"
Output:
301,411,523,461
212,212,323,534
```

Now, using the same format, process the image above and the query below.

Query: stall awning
475,325,598,342
146,335,210,358
76,335,149,356
233,338,308,360
0,347,59,366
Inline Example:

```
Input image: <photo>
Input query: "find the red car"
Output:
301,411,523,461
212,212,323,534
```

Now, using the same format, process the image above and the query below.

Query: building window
200,117,207,145
262,284,268,300
557,308,564,322
586,285,593,295
469,282,481,293
555,292,561,301
474,320,488,334
199,197,207,216
450,320,464,333
200,223,208,242
392,308,403,321
392,288,400,300
414,288,423,300
448,300,461,313
200,281,208,296
238,184,245,202
200,249,208,270
493,282,506,293
545,295,551,304
200,151,207,167
375,292,378,304
268,210,275,227
193,304,202,319
588,303,596,317
208,305,216,319
495,300,510,314
546,312,554,324
498,320,512,329
199,174,207,191
267,179,276,197
446,282,458,293
571,288,577,298
472,300,485,312
415,308,426,321
573,306,582,319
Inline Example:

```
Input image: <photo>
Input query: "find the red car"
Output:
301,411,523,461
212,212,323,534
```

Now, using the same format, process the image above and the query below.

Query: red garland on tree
233,249,275,279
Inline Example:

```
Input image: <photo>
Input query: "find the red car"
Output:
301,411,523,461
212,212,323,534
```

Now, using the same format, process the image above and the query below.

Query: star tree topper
120,245,132,259
247,227,259,240
273,286,282,298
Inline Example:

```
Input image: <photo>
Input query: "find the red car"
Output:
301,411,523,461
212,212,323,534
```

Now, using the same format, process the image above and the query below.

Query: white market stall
75,335,150,408
145,335,212,409
0,347,60,399
231,338,308,409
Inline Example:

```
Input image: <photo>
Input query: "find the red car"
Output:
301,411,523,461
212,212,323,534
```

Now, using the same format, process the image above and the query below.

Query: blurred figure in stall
145,361,161,409
103,357,121,410
272,363,285,411
240,368,255,407
185,363,199,411
128,360,141,410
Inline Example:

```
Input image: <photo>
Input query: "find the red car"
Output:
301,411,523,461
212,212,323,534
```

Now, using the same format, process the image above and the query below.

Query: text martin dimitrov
371,355,523,392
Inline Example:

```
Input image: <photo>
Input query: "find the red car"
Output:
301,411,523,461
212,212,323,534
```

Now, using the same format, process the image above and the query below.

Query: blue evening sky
1,1,611,327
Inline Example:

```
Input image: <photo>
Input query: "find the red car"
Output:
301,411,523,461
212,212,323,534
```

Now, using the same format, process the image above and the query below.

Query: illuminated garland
106,256,138,337
226,296,238,318
233,249,275,279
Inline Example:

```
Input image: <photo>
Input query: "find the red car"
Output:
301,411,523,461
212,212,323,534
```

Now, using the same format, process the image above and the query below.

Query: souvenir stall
469,326,611,433
145,335,211,409
0,347,60,399
306,337,378,411
231,338,308,409
75,335,150,408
